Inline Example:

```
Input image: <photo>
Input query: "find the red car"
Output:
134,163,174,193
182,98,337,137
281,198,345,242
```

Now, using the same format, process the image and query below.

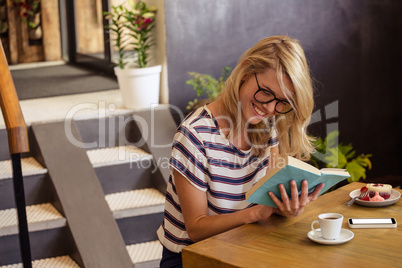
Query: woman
157,35,324,267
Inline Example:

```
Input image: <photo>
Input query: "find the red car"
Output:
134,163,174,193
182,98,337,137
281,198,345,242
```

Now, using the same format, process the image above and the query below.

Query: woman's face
239,68,294,125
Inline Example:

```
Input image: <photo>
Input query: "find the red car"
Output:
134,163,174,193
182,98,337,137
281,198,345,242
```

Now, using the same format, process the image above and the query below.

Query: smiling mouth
252,103,267,116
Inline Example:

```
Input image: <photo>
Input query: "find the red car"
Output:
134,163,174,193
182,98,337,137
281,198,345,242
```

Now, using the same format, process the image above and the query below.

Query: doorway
62,0,114,75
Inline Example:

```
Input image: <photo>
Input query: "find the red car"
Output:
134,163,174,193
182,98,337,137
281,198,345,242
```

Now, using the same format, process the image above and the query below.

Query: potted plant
104,0,160,109
310,130,372,186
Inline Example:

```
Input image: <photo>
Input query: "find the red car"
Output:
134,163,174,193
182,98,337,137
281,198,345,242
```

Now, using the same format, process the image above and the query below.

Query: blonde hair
219,35,314,160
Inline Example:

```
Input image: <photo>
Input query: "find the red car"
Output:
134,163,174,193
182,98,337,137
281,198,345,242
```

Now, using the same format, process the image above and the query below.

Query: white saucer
307,228,354,245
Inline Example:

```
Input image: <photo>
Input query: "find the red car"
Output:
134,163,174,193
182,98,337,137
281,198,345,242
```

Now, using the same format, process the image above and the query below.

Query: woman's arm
174,169,275,242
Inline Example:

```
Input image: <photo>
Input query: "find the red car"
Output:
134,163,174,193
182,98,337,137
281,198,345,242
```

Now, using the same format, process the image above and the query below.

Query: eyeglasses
253,73,293,114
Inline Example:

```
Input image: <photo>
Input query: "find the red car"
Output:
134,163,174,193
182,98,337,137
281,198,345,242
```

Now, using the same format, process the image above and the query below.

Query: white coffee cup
311,213,343,240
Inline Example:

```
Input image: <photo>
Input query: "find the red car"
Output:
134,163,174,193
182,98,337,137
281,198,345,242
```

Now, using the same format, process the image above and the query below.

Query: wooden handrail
0,41,29,154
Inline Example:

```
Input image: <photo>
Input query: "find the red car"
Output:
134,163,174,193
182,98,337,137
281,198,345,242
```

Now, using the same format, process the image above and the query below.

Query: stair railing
0,41,32,268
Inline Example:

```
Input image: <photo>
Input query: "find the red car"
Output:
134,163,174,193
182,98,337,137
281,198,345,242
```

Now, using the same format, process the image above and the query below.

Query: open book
246,155,350,208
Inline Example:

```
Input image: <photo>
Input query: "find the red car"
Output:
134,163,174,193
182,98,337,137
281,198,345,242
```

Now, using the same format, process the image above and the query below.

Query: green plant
310,130,372,183
104,0,157,69
186,66,231,110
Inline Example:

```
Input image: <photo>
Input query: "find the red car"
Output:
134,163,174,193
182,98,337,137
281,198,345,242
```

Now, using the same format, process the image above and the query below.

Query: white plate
307,228,354,245
349,189,401,207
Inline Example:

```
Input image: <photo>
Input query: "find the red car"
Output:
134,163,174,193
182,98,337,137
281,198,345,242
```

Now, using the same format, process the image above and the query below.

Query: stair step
0,255,80,268
127,240,162,266
0,241,162,267
0,146,152,178
0,90,130,129
0,203,66,236
87,146,152,168
106,188,165,219
0,157,47,180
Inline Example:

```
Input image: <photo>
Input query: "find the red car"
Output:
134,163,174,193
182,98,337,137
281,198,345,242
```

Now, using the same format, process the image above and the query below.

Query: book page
320,168,349,176
287,156,321,176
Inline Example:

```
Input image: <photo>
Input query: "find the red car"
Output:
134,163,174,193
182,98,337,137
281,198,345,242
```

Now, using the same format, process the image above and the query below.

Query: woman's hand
247,204,276,223
268,180,324,217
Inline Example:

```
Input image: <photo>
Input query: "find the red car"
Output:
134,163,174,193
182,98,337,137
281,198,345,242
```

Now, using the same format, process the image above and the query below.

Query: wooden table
183,182,402,268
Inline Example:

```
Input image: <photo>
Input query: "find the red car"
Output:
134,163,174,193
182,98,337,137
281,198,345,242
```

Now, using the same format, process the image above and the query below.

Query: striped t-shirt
157,106,279,253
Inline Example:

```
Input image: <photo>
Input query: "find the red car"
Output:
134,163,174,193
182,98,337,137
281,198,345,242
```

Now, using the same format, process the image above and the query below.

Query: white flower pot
114,65,162,109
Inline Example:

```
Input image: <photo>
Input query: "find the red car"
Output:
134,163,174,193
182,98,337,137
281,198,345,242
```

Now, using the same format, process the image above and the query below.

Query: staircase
0,91,177,267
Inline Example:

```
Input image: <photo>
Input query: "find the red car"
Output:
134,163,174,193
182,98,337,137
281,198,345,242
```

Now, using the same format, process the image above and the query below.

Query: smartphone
348,218,397,228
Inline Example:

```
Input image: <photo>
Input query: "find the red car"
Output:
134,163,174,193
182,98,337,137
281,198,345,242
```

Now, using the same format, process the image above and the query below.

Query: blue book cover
246,156,350,208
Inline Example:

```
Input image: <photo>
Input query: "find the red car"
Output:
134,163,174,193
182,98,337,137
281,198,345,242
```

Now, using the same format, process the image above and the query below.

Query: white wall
150,0,168,104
